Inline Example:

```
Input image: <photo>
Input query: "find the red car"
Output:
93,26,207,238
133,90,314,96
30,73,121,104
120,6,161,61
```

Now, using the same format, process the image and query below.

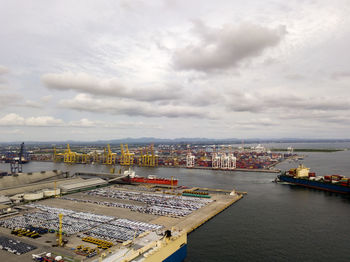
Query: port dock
177,192,243,233
0,171,244,262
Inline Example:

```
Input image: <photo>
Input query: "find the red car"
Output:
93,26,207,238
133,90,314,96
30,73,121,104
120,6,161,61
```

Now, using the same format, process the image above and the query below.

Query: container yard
1,143,296,173
0,170,243,262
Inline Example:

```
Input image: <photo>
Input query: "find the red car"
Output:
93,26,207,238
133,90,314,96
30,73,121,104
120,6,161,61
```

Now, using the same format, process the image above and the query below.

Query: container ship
123,169,178,186
277,165,350,194
103,229,187,262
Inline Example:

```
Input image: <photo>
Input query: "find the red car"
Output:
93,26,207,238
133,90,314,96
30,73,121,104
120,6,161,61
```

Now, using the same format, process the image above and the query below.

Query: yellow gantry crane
58,213,63,246
150,144,158,167
53,147,64,162
120,144,134,166
54,144,88,164
63,144,77,163
76,152,88,164
104,144,117,165
138,144,158,167
92,150,101,164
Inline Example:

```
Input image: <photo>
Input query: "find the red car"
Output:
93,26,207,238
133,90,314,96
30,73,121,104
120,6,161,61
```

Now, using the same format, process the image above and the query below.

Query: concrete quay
0,182,244,262
175,193,243,233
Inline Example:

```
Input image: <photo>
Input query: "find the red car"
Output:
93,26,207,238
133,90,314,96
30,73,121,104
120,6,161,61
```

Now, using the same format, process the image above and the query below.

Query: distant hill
1,138,350,146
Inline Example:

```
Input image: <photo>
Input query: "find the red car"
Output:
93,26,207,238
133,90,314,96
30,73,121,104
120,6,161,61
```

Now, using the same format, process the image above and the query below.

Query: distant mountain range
1,137,350,145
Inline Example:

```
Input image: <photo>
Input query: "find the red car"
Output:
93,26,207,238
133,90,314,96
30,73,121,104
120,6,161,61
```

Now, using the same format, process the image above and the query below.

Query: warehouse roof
0,204,10,210
0,195,11,204
59,177,107,192
0,171,62,189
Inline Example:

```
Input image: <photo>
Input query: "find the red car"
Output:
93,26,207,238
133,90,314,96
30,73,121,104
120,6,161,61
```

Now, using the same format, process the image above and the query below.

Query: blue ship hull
163,244,187,262
278,175,350,194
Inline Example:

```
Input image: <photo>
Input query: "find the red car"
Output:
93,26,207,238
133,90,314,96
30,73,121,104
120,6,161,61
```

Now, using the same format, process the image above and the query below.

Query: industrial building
59,177,107,193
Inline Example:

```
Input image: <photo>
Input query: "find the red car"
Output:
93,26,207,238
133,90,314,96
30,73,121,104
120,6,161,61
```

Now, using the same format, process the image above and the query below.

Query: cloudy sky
1,0,350,141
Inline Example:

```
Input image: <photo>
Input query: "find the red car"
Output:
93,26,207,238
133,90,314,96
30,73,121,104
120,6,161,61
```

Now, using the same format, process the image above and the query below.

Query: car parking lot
85,187,212,217
0,183,237,262
0,236,37,255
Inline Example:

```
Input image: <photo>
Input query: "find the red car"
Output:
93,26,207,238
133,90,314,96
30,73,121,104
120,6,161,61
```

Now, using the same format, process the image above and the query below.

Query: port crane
186,146,195,168
10,142,26,173
103,144,117,165
138,144,158,167
53,144,88,164
58,213,63,246
120,144,134,166
53,146,64,162
63,144,77,163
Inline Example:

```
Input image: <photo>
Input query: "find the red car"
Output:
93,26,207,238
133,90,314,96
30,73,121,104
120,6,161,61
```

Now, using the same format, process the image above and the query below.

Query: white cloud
0,113,64,127
69,118,96,127
0,113,25,125
0,113,163,131
25,116,64,126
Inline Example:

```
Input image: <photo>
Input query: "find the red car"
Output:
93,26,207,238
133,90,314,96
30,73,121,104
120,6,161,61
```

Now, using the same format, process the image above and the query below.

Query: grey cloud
230,90,350,112
285,74,305,80
226,91,350,113
69,118,162,129
105,121,162,130
0,65,9,85
0,94,46,109
42,72,182,102
0,94,21,108
185,88,223,107
0,65,9,75
272,96,350,111
23,100,43,108
59,94,210,119
278,110,350,127
40,95,53,103
235,118,278,127
0,129,24,135
173,21,286,72
331,71,350,80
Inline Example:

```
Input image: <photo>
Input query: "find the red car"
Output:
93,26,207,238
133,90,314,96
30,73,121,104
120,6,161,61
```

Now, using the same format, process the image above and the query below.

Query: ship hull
278,175,350,194
143,231,187,262
130,177,178,186
163,244,187,262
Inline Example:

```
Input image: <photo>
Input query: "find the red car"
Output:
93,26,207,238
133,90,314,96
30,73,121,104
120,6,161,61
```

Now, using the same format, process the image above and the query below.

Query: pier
0,172,244,261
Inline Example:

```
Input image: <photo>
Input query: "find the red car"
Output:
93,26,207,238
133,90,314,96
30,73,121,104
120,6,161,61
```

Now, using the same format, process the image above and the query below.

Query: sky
1,0,350,141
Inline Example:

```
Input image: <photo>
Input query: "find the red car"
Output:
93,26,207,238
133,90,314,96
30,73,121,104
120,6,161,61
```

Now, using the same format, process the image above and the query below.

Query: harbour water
1,143,350,261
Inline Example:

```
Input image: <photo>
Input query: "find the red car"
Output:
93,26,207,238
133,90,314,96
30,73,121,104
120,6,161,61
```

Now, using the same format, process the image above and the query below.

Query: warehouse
59,177,108,193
